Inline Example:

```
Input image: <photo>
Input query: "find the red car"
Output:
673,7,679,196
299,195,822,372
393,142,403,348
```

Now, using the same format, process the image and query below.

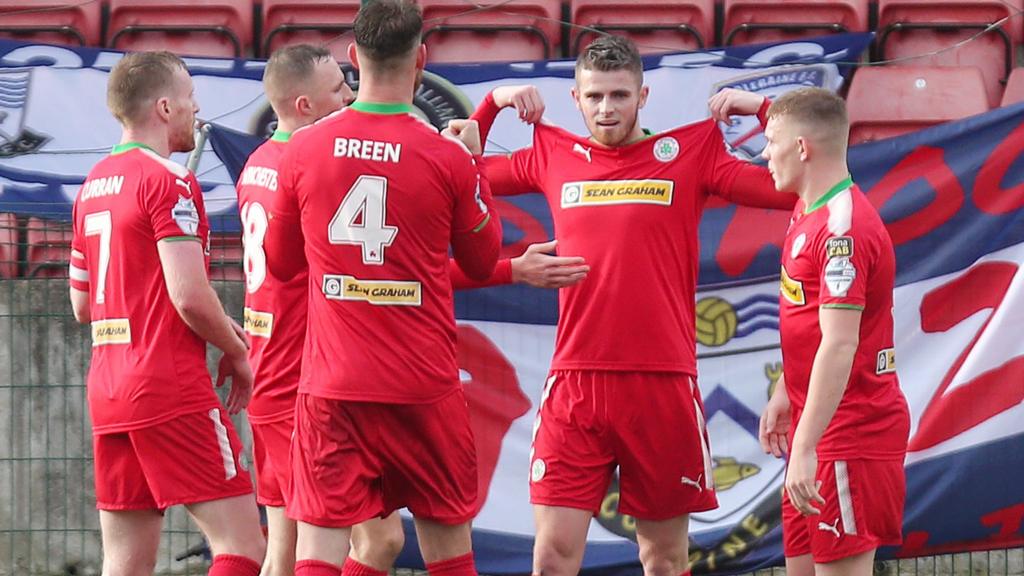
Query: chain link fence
1,212,1021,576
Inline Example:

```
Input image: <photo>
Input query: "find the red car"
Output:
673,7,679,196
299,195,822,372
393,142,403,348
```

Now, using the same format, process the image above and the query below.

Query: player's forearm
171,283,247,358
470,91,501,146
449,257,513,289
452,185,503,283
792,338,857,453
69,288,91,324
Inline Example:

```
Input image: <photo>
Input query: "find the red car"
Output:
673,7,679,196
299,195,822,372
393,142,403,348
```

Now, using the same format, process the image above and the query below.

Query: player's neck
798,163,852,211
353,76,415,108
274,118,300,134
119,128,170,158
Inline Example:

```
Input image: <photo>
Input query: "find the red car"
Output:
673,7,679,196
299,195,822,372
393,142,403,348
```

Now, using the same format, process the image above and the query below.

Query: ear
295,94,312,118
797,136,810,162
416,43,426,70
347,43,360,70
155,96,173,123
638,84,650,109
570,86,582,111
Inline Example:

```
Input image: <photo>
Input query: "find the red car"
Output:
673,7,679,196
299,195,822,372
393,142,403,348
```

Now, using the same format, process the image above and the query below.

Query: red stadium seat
0,0,102,47
0,213,17,278
877,0,1023,108
570,0,714,55
846,66,990,145
419,0,562,63
25,217,71,279
723,0,869,46
261,0,361,61
107,0,253,58
208,232,244,282
1001,67,1024,107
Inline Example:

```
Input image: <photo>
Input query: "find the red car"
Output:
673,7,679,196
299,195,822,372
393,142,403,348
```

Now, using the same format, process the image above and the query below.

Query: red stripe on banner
910,262,1024,451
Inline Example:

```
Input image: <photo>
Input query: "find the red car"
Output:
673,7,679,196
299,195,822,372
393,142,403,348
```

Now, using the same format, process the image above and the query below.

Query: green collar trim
270,130,291,143
349,101,414,115
806,176,854,214
111,142,156,155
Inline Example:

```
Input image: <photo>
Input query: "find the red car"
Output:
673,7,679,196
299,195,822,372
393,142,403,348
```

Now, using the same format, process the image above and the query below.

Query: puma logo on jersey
573,142,592,163
818,519,841,538
680,474,703,491
174,178,193,196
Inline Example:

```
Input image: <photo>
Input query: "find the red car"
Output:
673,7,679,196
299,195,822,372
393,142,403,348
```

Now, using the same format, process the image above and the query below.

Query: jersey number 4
328,175,398,265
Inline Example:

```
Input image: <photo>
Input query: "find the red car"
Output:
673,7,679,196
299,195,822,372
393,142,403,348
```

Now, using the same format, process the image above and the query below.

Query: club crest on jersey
172,195,200,236
826,236,853,259
790,233,807,259
653,137,679,162
561,179,673,208
824,256,856,297
780,265,805,305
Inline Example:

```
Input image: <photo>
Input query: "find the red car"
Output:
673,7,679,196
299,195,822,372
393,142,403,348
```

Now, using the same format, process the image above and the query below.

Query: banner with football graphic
1,33,1021,575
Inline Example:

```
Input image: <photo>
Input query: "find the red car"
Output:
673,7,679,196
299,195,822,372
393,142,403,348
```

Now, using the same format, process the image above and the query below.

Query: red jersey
481,118,789,374
236,133,307,423
275,101,501,404
779,179,909,460
70,143,216,434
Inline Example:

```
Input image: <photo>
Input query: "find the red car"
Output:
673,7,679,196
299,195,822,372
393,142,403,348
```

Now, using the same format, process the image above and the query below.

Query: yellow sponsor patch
322,274,422,306
561,180,673,208
243,308,274,338
876,348,896,375
91,318,131,346
780,265,805,305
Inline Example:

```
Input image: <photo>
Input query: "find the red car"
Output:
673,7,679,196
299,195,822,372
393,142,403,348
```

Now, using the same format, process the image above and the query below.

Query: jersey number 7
328,175,398,265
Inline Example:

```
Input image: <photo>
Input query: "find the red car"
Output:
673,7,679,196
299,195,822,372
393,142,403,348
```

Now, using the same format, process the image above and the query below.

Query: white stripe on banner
835,460,858,536
208,408,237,480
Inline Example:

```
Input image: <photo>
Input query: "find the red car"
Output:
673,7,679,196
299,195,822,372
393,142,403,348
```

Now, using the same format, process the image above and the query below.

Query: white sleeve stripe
71,249,85,259
69,264,89,282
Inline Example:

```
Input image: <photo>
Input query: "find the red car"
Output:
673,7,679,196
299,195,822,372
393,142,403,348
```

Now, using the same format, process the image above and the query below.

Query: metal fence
1,213,1021,576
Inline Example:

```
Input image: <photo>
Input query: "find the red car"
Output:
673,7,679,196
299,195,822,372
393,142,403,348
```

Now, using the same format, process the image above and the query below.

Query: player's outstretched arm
470,85,545,145
786,307,861,515
705,88,795,210
708,88,770,127
448,240,589,290
158,239,253,414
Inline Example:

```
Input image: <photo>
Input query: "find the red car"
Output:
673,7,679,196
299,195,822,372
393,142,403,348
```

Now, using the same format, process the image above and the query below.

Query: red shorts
251,417,294,508
93,408,254,511
783,458,905,563
287,390,477,528
529,370,717,520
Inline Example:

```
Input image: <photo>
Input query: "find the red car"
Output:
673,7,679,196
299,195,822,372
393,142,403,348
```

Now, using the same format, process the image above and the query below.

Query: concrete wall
0,279,246,576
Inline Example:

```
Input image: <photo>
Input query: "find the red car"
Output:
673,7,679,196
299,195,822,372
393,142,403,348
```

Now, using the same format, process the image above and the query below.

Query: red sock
426,552,477,576
343,556,389,576
295,559,344,576
681,571,692,576
208,554,261,576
